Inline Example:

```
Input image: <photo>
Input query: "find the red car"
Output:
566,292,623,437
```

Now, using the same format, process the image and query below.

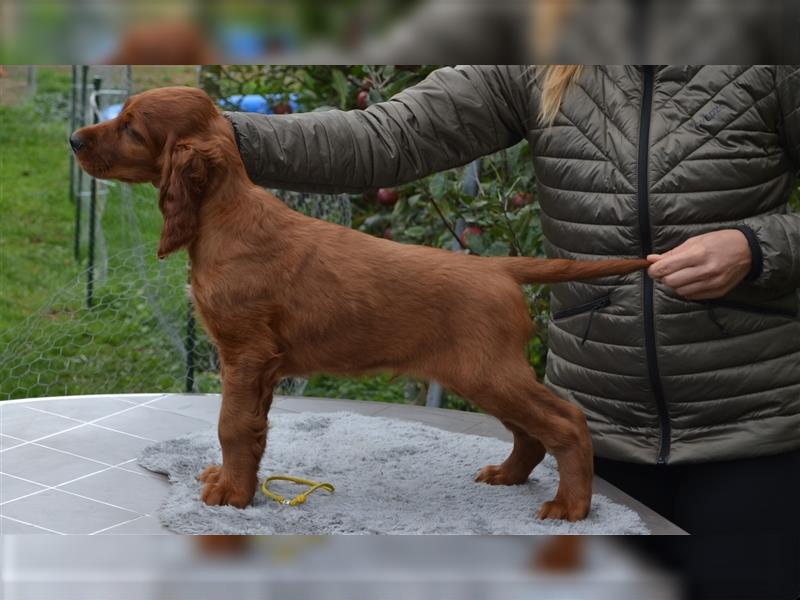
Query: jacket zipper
638,66,671,465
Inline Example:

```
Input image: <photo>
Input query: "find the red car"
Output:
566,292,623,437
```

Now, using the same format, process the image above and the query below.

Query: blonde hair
539,65,582,126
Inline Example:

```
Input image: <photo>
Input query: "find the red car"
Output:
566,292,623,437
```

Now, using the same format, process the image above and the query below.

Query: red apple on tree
459,225,482,248
511,192,533,208
377,188,399,206
357,90,369,109
273,101,292,114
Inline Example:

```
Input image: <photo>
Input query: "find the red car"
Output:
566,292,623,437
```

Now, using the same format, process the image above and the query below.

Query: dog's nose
69,133,84,152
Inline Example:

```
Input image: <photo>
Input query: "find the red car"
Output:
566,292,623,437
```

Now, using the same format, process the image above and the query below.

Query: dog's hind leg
522,381,594,522
455,365,593,522
198,350,280,508
475,425,545,485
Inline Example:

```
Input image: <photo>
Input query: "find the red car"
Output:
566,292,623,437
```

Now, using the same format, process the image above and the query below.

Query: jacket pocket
552,294,612,320
702,299,798,337
552,294,612,345
703,299,798,319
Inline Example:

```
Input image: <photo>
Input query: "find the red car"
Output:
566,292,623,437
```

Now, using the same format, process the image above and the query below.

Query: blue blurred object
219,93,301,114
101,103,123,121
217,25,265,61
216,24,299,61
101,94,301,123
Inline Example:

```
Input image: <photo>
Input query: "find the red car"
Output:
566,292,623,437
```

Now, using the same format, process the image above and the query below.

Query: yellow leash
261,475,335,506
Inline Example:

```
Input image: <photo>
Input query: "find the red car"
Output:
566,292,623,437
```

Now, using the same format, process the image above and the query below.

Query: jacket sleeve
224,66,534,194
739,66,800,290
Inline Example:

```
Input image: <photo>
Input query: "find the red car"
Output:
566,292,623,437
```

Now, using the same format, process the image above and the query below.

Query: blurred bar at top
1,0,799,64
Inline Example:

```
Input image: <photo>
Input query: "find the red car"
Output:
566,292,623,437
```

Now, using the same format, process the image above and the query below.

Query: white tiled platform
0,394,686,535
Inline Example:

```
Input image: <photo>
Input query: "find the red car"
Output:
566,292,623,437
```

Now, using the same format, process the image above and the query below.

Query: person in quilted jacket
224,66,800,599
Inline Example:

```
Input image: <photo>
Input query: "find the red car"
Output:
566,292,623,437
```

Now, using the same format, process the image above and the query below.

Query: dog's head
71,86,234,258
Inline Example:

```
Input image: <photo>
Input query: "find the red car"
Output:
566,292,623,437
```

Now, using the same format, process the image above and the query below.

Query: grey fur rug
139,412,648,534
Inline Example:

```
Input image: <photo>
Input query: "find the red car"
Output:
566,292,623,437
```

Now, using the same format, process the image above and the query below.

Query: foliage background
200,65,551,409
1,66,798,406
0,66,549,408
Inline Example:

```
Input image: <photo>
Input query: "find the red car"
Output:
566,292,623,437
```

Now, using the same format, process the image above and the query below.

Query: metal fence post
86,76,101,309
26,66,37,97
426,159,481,408
125,65,133,95
68,66,77,206
185,300,196,393
74,66,88,261
185,262,197,393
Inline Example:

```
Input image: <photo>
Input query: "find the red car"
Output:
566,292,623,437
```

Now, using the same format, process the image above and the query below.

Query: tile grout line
0,461,164,509
88,514,148,535
24,405,107,424
30,395,210,421
26,442,124,470
1,407,132,451
0,467,117,506
50,487,142,517
0,514,65,535
1,397,167,453
83,422,158,443
2,477,146,532
0,395,171,532
25,398,211,441
0,393,170,406
3,432,157,487
0,455,156,516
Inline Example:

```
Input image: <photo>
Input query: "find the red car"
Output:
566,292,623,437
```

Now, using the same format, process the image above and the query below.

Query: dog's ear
157,137,220,259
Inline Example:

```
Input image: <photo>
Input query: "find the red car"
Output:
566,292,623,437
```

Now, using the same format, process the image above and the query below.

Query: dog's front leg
198,355,277,508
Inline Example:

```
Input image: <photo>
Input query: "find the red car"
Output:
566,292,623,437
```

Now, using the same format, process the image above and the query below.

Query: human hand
647,230,752,300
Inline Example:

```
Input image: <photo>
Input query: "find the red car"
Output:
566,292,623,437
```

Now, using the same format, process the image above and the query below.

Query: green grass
304,373,407,403
0,67,421,404
35,66,72,95
0,92,75,330
0,88,195,398
7,67,794,404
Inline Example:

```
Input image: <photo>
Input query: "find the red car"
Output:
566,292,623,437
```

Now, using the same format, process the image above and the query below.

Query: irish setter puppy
104,21,217,65
71,87,648,521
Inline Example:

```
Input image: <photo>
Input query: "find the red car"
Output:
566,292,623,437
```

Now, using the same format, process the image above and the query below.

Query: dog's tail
499,257,650,284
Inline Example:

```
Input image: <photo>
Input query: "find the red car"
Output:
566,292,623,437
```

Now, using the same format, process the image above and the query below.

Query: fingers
650,263,736,300
659,266,707,289
647,230,752,301
647,247,701,279
648,243,729,299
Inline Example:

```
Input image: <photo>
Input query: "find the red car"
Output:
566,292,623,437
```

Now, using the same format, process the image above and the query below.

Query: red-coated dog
71,86,649,521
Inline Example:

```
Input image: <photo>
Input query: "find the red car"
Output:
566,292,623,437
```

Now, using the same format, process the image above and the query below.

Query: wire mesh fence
2,65,539,405
0,183,352,400
1,244,195,400
1,65,360,401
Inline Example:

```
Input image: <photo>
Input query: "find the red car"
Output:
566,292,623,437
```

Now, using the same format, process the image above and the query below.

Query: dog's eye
122,123,145,143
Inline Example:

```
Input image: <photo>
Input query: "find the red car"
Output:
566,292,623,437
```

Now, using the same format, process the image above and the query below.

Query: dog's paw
197,465,254,508
537,498,590,522
474,464,529,486
198,464,223,484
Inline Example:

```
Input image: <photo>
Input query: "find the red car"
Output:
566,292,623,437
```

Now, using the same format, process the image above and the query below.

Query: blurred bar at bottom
0,536,680,600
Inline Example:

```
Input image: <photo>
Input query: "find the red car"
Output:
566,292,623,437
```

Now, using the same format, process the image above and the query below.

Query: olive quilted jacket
225,65,800,464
